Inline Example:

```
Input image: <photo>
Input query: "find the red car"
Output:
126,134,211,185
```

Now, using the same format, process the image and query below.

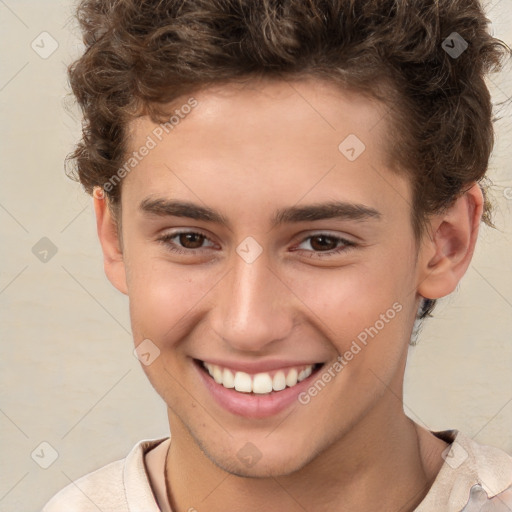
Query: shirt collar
415,429,512,511
123,437,170,512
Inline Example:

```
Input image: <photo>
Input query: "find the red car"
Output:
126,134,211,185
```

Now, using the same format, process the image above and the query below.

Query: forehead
131,77,390,155
121,77,411,230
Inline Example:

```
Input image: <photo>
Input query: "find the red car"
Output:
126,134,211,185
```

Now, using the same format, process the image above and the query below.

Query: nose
210,249,294,353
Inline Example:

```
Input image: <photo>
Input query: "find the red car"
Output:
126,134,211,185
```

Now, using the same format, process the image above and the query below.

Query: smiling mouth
194,359,324,395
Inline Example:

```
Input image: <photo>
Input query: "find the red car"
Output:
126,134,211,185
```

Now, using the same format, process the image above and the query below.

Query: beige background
0,1,511,511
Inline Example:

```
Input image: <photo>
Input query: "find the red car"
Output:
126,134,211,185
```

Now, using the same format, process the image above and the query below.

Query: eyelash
157,230,357,259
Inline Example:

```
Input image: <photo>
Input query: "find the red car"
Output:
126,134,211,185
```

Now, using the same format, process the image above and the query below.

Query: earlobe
417,184,483,300
93,188,128,295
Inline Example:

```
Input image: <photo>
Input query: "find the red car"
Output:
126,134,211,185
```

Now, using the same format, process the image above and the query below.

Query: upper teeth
203,362,315,394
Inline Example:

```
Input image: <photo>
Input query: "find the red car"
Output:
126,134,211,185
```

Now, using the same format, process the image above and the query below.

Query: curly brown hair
67,0,509,319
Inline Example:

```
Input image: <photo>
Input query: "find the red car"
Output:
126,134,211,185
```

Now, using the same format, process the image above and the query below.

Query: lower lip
194,359,324,419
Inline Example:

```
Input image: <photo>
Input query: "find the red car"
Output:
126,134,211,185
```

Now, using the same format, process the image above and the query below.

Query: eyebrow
139,198,381,230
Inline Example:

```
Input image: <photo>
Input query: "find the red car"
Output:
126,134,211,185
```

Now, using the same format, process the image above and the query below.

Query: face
108,77,427,477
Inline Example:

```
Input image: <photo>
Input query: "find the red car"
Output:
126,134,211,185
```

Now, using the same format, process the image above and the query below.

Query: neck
165,403,447,512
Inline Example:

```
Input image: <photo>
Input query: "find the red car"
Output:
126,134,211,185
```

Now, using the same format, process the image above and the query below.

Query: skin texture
94,77,483,511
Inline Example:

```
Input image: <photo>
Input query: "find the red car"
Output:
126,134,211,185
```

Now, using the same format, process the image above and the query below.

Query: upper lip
195,358,323,374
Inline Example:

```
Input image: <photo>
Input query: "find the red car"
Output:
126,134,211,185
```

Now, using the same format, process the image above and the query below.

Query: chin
203,441,309,479
219,457,304,479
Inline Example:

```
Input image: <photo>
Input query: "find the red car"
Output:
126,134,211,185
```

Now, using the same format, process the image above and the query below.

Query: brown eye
308,235,339,251
293,233,357,259
177,232,206,249
158,230,216,255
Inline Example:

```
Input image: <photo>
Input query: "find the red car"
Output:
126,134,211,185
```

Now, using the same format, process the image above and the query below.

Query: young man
43,0,511,510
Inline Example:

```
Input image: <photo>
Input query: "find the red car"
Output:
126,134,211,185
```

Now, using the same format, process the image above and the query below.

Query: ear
417,183,483,300
93,188,128,295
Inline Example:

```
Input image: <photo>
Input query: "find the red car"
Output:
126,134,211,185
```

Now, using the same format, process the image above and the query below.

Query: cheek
282,256,416,374
125,253,221,343
290,270,414,411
